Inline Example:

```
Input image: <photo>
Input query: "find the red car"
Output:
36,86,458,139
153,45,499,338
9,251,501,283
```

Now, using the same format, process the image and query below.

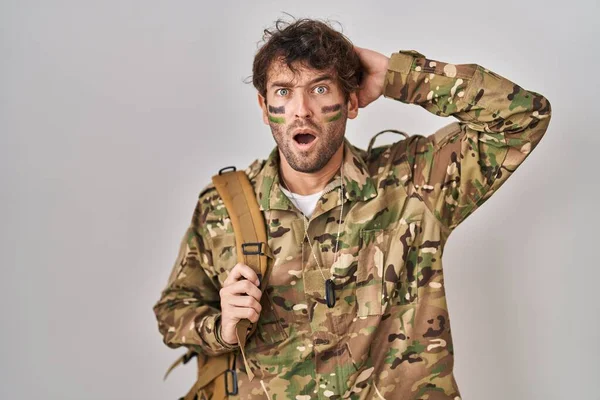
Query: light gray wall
1,1,597,399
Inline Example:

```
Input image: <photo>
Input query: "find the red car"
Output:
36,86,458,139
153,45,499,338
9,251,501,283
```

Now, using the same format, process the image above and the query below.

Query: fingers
220,279,262,302
222,304,261,324
223,263,260,287
227,295,262,315
220,263,263,330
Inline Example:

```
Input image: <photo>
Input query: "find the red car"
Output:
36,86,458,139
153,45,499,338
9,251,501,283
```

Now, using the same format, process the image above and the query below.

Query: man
154,17,551,399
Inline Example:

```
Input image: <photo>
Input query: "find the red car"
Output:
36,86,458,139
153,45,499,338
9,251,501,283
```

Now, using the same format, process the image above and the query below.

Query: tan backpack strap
212,167,272,382
164,349,196,380
182,353,235,400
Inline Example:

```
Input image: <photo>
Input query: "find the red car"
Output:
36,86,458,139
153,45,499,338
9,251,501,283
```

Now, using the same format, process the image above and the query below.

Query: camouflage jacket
154,50,552,399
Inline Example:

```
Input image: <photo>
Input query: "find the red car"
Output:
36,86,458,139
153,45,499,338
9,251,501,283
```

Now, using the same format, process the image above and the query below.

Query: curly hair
251,17,363,103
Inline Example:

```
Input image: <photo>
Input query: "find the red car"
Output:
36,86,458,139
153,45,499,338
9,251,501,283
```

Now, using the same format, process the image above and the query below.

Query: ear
346,92,359,119
258,93,269,125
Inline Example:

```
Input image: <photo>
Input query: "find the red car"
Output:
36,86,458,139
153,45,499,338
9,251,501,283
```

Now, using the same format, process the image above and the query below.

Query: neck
279,145,344,195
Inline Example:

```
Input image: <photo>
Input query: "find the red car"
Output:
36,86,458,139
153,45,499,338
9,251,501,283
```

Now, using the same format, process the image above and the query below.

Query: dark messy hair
251,17,363,103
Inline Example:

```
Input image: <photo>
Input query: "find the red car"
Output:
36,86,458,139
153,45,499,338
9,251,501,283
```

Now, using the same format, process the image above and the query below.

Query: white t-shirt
279,185,323,219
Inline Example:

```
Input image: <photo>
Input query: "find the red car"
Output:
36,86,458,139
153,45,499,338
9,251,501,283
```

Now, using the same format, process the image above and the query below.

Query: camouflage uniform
154,50,552,399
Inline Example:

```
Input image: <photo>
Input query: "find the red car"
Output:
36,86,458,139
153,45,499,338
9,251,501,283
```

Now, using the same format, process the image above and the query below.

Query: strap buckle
241,242,265,255
218,166,236,175
225,369,238,395
182,351,196,365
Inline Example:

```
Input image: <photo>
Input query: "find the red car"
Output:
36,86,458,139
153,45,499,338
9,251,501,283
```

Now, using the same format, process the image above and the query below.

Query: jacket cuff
199,314,239,353
383,50,425,100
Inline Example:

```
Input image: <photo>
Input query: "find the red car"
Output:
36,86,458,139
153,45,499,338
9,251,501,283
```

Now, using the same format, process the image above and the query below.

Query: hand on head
353,46,390,108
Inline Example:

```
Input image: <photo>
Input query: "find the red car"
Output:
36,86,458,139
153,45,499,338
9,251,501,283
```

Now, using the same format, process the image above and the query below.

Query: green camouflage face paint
322,104,343,122
268,115,285,124
268,105,285,124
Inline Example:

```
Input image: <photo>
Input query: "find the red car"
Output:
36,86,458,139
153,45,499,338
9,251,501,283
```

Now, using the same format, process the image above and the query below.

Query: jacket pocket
383,220,421,307
248,289,287,349
356,228,391,317
242,288,288,380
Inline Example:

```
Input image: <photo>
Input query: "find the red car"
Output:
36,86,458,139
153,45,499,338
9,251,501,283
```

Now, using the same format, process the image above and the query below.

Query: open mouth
293,133,316,145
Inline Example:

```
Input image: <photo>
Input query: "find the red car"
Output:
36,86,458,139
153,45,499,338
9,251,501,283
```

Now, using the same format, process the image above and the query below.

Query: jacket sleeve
384,50,552,231
153,200,239,356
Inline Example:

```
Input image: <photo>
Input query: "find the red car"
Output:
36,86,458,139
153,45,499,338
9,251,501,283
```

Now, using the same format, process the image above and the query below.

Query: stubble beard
269,111,347,174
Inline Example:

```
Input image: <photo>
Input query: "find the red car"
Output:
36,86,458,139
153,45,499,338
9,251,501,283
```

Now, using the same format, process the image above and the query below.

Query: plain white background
1,1,598,399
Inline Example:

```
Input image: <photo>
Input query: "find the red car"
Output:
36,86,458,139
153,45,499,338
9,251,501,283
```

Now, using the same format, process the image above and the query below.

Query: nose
293,92,313,120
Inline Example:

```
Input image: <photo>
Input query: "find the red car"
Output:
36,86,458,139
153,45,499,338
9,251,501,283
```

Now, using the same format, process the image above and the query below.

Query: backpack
165,166,272,399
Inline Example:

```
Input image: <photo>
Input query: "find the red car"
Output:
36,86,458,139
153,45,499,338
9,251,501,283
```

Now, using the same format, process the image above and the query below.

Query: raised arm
356,46,552,231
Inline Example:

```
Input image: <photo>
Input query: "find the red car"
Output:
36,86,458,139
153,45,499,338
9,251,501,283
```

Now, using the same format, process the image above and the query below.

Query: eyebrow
268,74,334,90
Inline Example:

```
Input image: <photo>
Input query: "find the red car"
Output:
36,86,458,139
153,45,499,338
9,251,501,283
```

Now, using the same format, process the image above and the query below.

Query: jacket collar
249,138,377,216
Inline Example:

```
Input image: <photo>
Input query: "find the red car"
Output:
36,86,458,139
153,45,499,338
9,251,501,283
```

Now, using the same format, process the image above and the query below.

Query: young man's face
258,59,358,174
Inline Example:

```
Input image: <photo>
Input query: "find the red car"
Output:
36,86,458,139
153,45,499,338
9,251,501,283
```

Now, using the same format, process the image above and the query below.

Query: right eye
275,88,289,97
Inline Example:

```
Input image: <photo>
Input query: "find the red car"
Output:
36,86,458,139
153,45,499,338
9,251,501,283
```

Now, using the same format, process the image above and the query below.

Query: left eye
314,86,327,94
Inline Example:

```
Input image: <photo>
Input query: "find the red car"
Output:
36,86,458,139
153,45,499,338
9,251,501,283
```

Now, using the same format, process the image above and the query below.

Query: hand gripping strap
212,170,272,381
